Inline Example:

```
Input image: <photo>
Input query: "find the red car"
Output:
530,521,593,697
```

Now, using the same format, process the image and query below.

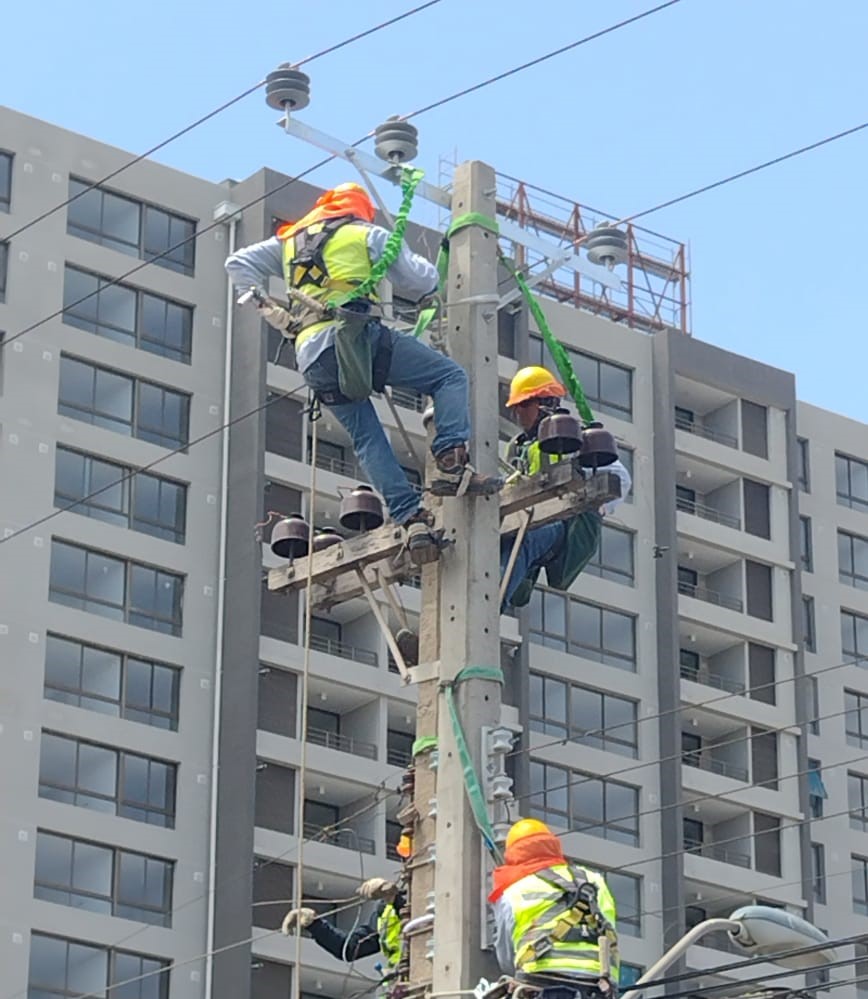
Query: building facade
1,104,866,999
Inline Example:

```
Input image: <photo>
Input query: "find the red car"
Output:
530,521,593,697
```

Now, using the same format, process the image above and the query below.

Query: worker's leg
304,346,421,525
500,522,566,609
384,328,470,455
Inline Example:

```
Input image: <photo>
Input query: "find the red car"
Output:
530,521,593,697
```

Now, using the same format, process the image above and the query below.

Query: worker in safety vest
281,876,403,968
500,366,632,609
489,819,619,999
225,182,500,543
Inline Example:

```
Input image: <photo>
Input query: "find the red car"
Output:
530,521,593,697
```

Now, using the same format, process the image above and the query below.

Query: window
853,855,868,915
674,405,695,430
63,266,193,363
58,355,190,449
258,666,298,739
49,540,184,636
808,675,820,735
67,177,196,275
0,151,11,211
266,394,304,460
681,731,702,767
745,560,773,621
584,523,635,585
34,830,173,926
255,760,295,834
529,673,638,757
44,634,180,730
38,732,176,827
753,812,781,876
498,307,517,359
620,964,644,988
604,870,641,936
850,772,868,832
529,336,632,421
842,609,868,663
808,758,826,817
741,400,768,459
253,857,294,930
847,691,868,748
529,760,639,845
676,484,696,515
55,447,187,543
811,842,826,904
683,817,704,851
387,729,414,767
748,643,776,705
839,531,868,591
803,595,816,653
0,240,7,301
28,932,169,998
528,588,636,671
797,437,810,492
751,728,778,789
800,516,813,572
837,453,868,513
679,648,700,682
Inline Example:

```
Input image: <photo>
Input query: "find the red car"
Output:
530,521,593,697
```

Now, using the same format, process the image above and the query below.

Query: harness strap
289,215,355,291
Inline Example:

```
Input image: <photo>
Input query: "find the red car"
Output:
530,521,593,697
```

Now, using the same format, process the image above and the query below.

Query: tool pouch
334,302,375,401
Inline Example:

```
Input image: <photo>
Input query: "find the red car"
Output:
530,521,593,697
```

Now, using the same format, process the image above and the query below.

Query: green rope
506,259,595,424
328,166,425,309
412,212,500,338
442,664,504,862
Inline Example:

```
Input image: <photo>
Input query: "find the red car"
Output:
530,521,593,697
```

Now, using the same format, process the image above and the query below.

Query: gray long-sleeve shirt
224,223,438,372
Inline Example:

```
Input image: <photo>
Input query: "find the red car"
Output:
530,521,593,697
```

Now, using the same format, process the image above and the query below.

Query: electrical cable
0,0,689,355
507,650,868,763
511,698,865,811
0,0,445,246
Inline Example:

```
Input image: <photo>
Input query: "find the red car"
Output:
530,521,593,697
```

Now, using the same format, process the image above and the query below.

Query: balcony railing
676,496,741,531
680,663,746,695
675,415,738,449
313,452,363,479
678,580,744,613
303,823,376,854
306,726,378,760
682,752,749,783
310,634,378,667
685,841,751,869
387,746,413,767
391,388,426,413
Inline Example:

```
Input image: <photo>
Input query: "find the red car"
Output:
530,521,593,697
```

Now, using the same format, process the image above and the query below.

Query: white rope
293,401,321,999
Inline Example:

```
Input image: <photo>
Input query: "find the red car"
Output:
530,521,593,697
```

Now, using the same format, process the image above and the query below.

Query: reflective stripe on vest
377,902,402,966
502,864,619,981
279,221,377,349
516,438,563,477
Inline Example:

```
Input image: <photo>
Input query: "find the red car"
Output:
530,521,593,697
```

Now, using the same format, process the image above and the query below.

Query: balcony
678,580,744,613
676,495,741,531
685,841,751,869
306,726,377,760
391,387,426,412
310,633,378,667
682,752,748,783
303,823,376,855
680,662,746,695
387,746,412,767
313,451,363,480
675,413,738,449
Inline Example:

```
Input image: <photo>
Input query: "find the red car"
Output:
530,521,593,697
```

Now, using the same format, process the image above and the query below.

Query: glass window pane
40,734,76,787
85,551,125,606
72,841,112,895
569,601,599,648
67,181,104,234
81,646,122,699
77,744,117,796
101,190,140,249
50,542,86,594
35,832,73,887
603,609,634,659
59,357,95,409
66,940,108,994
45,635,83,690
571,687,601,740
29,933,68,985
571,778,603,831
63,268,100,325
94,369,133,426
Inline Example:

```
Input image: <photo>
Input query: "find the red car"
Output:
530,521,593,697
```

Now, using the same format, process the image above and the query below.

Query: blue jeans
500,521,566,608
304,321,470,525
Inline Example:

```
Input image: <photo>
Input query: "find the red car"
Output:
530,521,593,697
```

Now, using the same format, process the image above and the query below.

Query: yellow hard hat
506,366,566,408
505,817,552,849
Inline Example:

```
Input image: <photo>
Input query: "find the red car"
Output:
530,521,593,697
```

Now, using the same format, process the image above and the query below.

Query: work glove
281,907,317,935
358,877,398,901
257,302,295,334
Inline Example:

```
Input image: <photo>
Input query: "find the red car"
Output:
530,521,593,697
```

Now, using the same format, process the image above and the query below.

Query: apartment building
1,104,867,999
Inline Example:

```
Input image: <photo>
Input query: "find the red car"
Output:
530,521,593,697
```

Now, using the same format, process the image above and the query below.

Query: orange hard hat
505,817,552,850
506,366,566,408
396,834,412,859
277,182,376,240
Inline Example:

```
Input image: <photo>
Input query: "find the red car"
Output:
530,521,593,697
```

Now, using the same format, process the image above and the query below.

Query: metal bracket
354,567,411,681
407,660,441,685
498,507,534,608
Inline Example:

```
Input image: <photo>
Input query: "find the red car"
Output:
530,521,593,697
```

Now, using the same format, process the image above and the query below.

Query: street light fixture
622,905,837,999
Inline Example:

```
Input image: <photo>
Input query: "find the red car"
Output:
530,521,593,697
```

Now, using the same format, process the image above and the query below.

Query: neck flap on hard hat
280,183,376,239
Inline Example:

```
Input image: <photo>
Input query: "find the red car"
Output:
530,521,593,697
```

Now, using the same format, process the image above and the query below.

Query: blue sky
3,0,867,420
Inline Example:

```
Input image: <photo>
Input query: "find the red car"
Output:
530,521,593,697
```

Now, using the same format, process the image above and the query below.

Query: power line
0,1,444,246
0,0,688,355
401,0,684,120
508,651,868,763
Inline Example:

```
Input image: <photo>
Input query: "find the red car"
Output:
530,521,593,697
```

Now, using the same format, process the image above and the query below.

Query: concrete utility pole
419,161,503,992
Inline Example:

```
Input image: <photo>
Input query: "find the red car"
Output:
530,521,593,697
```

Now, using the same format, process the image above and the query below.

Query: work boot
430,445,503,498
402,507,440,566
